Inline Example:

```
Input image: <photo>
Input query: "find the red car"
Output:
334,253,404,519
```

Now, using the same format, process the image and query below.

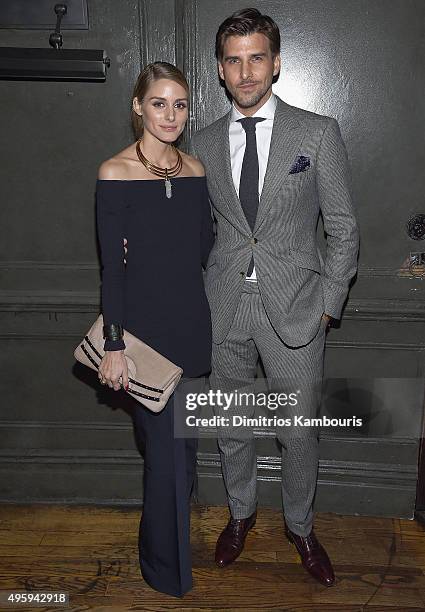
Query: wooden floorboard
0,504,424,611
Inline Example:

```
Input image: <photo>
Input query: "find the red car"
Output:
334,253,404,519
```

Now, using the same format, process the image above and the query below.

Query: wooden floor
0,505,424,611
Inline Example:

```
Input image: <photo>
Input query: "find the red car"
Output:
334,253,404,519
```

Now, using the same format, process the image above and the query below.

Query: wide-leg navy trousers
133,391,198,598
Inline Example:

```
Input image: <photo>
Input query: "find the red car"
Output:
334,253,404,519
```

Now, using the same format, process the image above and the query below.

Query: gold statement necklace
136,138,183,199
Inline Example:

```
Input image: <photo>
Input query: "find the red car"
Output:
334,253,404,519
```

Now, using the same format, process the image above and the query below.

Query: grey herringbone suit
190,96,359,535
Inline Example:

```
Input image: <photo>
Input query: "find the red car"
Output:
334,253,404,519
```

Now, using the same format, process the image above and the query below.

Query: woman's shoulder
98,159,126,181
180,151,205,177
98,144,137,180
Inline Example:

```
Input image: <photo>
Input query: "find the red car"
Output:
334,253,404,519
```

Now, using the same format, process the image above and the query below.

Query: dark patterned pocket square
289,155,310,174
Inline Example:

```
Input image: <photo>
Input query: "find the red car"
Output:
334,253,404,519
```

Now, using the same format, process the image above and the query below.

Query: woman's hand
98,350,129,391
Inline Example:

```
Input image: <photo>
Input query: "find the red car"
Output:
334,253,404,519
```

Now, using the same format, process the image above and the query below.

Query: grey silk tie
238,116,266,275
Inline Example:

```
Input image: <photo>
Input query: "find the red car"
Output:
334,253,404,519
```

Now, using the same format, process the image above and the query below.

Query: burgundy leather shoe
286,528,335,586
215,511,257,567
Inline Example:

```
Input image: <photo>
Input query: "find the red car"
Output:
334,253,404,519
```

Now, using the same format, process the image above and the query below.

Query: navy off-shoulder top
95,176,214,377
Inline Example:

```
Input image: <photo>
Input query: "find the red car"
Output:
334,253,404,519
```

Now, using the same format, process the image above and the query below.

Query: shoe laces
227,518,244,536
304,533,320,552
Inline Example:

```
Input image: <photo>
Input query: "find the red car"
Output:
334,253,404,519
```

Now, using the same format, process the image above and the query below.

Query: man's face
218,33,280,115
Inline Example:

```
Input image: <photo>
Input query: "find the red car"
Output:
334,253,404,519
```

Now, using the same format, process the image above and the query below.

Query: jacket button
251,237,258,245
240,271,245,276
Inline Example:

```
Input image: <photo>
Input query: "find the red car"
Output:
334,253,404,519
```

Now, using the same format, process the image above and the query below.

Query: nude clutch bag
74,315,183,412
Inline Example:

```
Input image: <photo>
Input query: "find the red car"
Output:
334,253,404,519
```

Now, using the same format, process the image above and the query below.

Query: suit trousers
210,280,326,537
133,389,198,598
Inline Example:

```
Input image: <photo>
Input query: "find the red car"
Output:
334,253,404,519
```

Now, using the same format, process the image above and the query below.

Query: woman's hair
215,8,280,61
131,61,189,138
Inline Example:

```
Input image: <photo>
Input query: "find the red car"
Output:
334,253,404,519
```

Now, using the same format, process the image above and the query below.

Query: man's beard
231,81,272,110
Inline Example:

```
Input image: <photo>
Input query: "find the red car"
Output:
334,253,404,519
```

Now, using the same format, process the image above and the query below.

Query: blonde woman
96,62,214,597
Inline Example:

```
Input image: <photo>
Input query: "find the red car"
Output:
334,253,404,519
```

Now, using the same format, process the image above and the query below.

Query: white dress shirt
229,92,277,281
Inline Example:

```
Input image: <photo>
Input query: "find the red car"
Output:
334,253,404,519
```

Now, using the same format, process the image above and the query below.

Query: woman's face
133,78,189,143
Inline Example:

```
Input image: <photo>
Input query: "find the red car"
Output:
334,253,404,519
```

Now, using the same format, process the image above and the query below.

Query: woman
96,62,214,597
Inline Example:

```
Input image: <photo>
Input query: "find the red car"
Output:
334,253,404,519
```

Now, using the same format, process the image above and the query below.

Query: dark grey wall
0,0,144,503
0,0,424,518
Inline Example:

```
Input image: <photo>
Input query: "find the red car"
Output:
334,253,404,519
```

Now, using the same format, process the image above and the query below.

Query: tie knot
238,116,266,133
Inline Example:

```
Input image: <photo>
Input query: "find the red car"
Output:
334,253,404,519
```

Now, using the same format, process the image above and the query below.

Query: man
190,8,359,587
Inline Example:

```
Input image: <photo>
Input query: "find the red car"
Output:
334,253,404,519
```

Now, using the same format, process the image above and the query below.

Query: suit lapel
208,111,251,235
254,98,307,232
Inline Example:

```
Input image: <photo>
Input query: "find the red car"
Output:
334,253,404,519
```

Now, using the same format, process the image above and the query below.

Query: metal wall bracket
49,4,67,49
0,0,108,81
0,0,88,30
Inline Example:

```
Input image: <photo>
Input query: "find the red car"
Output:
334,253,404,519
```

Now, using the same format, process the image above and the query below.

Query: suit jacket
190,96,359,347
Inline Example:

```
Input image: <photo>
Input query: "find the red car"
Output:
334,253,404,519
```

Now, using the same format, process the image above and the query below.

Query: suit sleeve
316,118,359,319
96,181,126,351
200,179,215,267
190,133,215,266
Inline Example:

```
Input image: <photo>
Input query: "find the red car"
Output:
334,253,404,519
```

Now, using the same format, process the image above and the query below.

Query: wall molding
0,290,99,311
1,290,424,319
0,449,142,466
357,266,418,278
0,261,98,270
0,262,422,277
0,420,419,447
0,420,133,430
1,332,424,349
0,430,418,514
345,298,425,321
197,452,417,486
325,341,425,350
0,447,416,485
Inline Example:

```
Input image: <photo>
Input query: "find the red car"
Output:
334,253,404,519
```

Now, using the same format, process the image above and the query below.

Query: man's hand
322,313,332,330
123,238,127,264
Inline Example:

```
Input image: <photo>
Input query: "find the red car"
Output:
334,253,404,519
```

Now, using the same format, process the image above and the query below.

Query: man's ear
132,96,142,116
218,61,225,81
273,54,281,77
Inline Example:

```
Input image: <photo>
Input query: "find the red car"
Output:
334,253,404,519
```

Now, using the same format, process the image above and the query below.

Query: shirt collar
230,92,277,123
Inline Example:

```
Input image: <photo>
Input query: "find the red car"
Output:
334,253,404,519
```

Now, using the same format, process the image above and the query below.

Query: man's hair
215,8,280,61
